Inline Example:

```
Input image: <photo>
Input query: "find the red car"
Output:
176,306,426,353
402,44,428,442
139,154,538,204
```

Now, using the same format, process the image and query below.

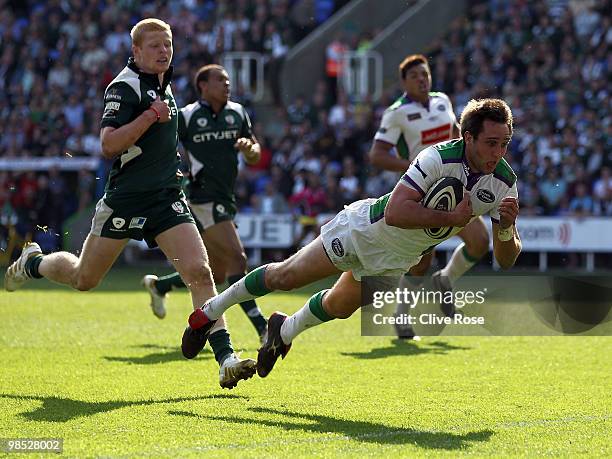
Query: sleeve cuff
100,120,122,129
401,175,425,196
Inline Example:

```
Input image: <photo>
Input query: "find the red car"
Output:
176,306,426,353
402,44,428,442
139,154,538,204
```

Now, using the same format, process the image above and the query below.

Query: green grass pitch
1,268,610,457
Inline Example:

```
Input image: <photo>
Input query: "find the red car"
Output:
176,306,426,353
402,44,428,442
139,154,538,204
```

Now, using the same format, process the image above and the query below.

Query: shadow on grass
103,344,213,365
170,407,493,449
0,393,245,423
341,340,471,360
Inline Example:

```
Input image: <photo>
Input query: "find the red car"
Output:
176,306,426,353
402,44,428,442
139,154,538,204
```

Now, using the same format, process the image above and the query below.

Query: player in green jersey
142,64,268,345
5,19,256,389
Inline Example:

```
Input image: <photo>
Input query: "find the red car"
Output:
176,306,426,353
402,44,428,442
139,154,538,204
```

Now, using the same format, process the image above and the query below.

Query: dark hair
460,98,513,139
194,64,225,92
399,54,429,80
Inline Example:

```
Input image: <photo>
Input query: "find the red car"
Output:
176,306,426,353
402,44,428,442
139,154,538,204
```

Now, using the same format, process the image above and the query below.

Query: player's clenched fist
235,137,260,163
234,137,253,154
150,96,171,123
451,191,473,227
498,197,519,228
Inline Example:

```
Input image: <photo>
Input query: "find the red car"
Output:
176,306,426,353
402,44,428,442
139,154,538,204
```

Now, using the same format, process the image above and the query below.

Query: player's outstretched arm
492,197,521,269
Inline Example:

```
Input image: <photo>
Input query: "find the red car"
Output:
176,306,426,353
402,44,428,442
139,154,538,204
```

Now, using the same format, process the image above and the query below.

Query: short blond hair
130,18,172,46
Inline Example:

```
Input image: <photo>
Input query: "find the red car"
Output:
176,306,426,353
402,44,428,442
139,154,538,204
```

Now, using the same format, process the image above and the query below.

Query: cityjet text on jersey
193,129,240,142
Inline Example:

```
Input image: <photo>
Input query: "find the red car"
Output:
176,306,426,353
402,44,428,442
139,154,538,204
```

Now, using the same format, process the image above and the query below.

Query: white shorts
320,199,420,280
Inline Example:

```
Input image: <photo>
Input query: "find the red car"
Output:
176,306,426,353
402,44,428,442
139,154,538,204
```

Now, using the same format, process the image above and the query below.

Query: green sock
155,272,185,295
244,265,272,296
308,290,334,322
25,255,44,279
280,290,333,344
208,329,234,365
228,274,268,335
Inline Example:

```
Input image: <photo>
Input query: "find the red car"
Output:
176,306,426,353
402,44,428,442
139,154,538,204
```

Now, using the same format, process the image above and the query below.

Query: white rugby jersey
365,139,518,260
374,92,457,161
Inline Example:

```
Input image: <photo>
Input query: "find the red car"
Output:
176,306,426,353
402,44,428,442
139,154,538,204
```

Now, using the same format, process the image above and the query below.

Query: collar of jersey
461,144,484,190
402,92,430,109
199,99,227,114
127,57,174,92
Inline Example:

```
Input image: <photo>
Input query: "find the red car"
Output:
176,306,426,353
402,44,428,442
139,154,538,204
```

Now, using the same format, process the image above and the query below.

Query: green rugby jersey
178,100,253,204
100,58,181,199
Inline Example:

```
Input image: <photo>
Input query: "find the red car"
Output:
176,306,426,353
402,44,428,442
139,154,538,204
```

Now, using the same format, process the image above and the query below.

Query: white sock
280,290,333,344
203,281,252,320
440,243,479,286
203,266,271,320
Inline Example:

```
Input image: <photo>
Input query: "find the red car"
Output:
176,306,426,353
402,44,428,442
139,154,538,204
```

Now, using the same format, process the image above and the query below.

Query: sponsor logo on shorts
378,127,387,134
476,189,495,203
407,113,422,121
129,217,147,229
331,238,344,257
215,204,226,215
147,90,157,99
112,217,126,229
172,201,185,214
437,104,445,111
196,117,208,128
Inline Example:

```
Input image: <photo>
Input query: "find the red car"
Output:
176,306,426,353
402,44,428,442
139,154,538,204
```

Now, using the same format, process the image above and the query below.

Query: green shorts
189,200,237,231
90,189,195,248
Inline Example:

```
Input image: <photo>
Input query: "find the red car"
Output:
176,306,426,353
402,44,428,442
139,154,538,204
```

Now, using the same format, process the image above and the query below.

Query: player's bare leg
156,223,216,309
157,223,221,359
142,228,227,319
35,234,128,290
207,248,227,286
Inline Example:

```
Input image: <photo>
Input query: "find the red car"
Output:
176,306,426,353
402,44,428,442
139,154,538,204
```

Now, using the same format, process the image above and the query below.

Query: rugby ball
422,177,464,239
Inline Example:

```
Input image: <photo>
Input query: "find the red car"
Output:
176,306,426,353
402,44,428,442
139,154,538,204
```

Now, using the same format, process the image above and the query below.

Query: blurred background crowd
0,0,610,255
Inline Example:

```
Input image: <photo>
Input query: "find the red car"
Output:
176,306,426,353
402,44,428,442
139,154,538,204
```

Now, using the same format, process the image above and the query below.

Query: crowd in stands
427,0,611,218
0,0,610,256
0,0,344,249
239,0,611,221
